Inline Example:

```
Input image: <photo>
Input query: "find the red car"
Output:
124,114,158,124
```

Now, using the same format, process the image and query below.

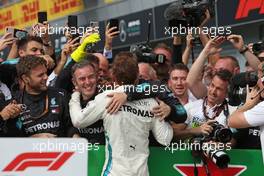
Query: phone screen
38,11,47,23
88,21,99,33
68,15,78,28
109,19,119,31
6,28,27,39
14,29,28,39
68,15,79,43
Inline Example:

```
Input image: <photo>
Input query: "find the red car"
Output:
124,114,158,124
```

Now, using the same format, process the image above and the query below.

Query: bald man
138,63,157,81
93,53,109,80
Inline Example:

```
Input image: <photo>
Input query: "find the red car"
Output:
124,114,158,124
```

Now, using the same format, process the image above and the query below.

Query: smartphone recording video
6,27,28,39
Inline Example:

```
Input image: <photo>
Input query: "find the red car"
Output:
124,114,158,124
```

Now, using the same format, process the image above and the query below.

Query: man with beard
187,35,260,99
0,36,55,90
173,70,237,140
14,55,77,137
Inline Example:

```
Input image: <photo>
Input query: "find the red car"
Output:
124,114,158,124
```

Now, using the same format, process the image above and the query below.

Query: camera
205,121,232,143
190,121,232,169
164,0,215,28
191,121,232,168
204,145,230,168
252,41,264,55
228,71,258,106
130,44,166,64
191,137,230,169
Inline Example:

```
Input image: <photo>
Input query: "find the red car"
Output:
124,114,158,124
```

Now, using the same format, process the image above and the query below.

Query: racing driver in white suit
69,52,173,176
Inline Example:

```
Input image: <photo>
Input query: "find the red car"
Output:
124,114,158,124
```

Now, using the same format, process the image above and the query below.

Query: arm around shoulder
151,119,173,146
69,92,105,128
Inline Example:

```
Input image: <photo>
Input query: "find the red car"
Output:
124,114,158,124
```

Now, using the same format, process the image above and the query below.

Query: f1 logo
235,0,264,19
2,152,74,172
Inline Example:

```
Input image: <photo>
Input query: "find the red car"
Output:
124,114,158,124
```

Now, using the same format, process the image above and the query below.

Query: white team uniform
244,101,264,163
69,86,173,176
184,99,237,128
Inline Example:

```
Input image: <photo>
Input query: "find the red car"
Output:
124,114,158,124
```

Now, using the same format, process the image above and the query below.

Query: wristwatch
239,45,249,54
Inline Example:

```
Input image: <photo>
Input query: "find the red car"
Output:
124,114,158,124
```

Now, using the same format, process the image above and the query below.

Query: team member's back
69,52,173,176
70,86,173,176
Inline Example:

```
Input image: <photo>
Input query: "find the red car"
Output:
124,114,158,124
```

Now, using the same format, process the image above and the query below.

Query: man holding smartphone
104,20,120,59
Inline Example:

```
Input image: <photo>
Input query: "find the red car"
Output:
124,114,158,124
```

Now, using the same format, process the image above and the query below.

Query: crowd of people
0,10,264,175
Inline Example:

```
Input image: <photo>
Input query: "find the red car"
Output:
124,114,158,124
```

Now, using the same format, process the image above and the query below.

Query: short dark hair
169,63,189,75
112,52,138,85
16,55,47,78
154,43,172,55
17,36,43,50
71,60,96,76
220,56,240,68
213,69,232,83
84,54,99,66
151,63,170,82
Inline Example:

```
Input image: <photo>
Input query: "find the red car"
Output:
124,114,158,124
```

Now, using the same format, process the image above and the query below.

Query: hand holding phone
68,15,80,43
108,19,119,35
105,19,119,49
90,21,99,33
6,27,28,39
0,32,16,51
